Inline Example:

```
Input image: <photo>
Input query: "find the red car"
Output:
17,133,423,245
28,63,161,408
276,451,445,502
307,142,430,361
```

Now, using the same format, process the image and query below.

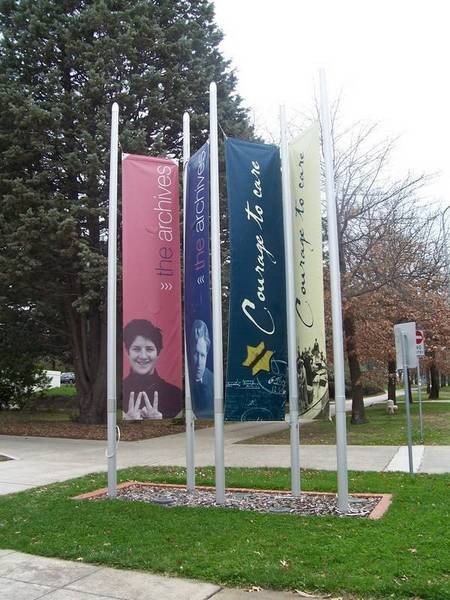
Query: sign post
416,329,425,443
394,322,418,474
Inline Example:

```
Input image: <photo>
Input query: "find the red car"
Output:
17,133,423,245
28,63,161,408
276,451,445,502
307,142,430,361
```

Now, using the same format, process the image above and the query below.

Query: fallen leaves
0,420,212,441
280,558,291,570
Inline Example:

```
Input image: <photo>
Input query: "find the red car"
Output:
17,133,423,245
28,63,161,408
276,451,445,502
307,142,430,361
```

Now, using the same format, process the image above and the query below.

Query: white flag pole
209,82,225,504
183,111,196,491
319,70,349,512
280,105,301,497
107,102,119,497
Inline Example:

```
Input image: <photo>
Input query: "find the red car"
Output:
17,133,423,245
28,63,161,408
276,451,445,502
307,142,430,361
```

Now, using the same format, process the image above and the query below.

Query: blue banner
225,138,287,421
184,142,214,419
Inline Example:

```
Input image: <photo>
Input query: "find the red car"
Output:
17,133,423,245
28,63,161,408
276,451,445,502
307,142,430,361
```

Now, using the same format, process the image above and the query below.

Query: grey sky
213,0,449,208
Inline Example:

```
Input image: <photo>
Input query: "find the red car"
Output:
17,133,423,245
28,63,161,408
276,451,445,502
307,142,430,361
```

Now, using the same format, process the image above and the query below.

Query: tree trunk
426,369,431,395
78,379,107,424
429,361,440,399
388,358,397,404
343,309,366,424
407,368,413,403
66,301,108,424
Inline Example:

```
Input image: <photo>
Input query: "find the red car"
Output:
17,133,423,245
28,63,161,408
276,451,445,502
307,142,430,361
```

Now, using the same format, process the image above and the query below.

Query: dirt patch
74,481,392,519
0,420,212,441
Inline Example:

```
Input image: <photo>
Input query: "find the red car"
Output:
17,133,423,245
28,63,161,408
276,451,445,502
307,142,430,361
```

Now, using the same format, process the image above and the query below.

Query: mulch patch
0,420,212,441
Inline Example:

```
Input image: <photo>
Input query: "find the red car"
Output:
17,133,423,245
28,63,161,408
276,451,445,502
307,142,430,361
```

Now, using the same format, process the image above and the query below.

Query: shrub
0,363,48,410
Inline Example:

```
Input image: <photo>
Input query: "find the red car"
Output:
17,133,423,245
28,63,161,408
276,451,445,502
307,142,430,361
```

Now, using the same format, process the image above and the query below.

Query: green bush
0,364,48,410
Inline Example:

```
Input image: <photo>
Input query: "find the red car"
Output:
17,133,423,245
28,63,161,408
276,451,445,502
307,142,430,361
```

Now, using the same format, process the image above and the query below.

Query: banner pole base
289,410,300,496
334,397,349,512
214,410,225,504
107,405,117,497
186,408,195,491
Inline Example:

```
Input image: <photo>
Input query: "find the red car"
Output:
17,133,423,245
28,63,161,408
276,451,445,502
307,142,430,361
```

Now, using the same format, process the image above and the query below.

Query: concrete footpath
1,421,449,496
0,550,301,600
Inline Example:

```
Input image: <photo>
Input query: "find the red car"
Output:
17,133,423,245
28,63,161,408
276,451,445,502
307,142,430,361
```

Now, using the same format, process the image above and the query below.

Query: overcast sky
213,0,449,210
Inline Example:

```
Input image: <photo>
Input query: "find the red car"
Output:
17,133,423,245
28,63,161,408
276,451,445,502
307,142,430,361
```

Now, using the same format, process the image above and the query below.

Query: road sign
416,329,425,357
394,322,416,475
394,322,418,369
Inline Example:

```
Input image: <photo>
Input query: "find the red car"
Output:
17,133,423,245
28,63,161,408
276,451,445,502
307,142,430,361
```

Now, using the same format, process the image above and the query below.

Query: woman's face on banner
128,335,159,375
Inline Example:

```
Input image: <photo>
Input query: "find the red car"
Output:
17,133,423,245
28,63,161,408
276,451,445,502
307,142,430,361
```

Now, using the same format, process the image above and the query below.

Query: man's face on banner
128,335,158,375
193,337,208,381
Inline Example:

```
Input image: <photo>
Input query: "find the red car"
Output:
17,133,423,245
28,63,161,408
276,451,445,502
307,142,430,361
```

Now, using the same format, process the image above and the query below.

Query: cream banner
289,124,329,418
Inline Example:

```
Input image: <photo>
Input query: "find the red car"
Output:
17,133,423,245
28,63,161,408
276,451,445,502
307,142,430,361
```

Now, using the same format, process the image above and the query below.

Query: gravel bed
110,484,380,517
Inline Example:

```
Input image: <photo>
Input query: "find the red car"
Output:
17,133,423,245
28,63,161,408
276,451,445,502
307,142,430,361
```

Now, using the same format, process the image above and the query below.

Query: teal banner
225,138,287,421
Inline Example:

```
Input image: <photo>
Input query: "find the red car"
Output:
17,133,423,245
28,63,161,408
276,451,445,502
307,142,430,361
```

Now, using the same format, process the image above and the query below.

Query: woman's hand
124,392,143,420
140,391,163,419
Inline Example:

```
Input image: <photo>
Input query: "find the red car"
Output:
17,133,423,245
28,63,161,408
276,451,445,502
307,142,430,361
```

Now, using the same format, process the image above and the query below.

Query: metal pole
209,82,225,504
417,359,424,443
107,102,119,497
183,111,195,491
279,105,300,496
401,333,414,474
319,70,349,512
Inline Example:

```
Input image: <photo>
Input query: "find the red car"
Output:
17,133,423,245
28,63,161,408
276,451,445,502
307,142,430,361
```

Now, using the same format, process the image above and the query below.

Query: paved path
0,550,300,600
1,420,449,496
328,391,388,417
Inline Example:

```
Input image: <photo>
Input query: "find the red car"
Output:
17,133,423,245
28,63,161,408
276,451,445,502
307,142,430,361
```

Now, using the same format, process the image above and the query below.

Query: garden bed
74,481,391,519
0,420,212,441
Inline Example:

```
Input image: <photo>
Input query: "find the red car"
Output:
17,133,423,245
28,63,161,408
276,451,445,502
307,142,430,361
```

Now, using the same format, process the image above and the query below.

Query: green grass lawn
0,401,78,423
0,385,78,423
0,467,448,599
42,384,78,397
241,398,450,446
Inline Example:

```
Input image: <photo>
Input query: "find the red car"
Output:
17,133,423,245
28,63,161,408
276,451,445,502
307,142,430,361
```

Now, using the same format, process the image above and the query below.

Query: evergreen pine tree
0,0,252,422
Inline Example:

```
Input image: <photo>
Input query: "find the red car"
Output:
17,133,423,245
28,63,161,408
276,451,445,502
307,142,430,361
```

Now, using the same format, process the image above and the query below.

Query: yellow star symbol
242,342,274,375
242,342,265,367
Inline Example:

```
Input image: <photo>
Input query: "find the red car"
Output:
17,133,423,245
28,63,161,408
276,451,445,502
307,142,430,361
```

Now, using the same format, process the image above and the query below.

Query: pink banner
122,154,182,420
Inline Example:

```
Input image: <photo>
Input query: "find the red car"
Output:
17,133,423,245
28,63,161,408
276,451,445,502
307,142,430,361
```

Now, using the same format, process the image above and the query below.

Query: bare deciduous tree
328,113,445,423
